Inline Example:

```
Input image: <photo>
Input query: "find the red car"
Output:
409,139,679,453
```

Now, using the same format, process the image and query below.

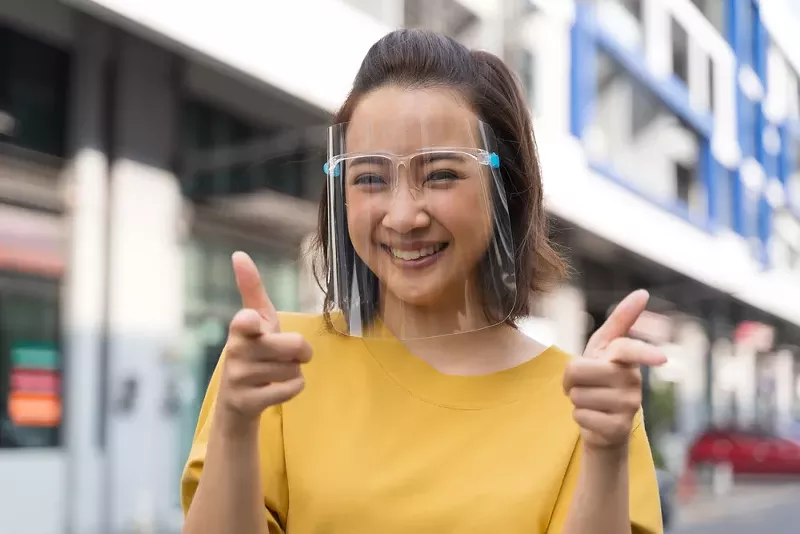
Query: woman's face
343,87,495,308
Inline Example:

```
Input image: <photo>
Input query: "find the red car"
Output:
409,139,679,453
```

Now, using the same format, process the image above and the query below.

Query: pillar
104,34,184,533
774,348,795,434
62,16,111,534
540,284,588,356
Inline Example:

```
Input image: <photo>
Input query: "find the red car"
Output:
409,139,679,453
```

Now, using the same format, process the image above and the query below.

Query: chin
383,280,447,308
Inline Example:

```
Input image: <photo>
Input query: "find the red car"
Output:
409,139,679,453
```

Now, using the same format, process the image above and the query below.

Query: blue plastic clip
323,162,341,177
489,152,500,169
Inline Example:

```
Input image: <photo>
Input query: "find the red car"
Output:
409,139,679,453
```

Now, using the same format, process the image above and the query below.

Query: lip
381,242,448,270
382,241,447,252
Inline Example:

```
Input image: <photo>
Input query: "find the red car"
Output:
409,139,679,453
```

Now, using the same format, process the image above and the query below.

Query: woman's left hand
563,290,667,450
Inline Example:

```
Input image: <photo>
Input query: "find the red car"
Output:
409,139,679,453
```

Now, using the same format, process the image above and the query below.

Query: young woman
181,29,666,534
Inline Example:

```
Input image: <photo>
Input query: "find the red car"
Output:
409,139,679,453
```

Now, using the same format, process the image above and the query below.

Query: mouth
381,242,449,267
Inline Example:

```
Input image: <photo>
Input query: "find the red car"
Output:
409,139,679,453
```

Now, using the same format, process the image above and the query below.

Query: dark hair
311,29,567,330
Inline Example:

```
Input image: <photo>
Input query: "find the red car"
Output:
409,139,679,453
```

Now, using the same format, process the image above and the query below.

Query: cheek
346,203,380,250
437,191,494,243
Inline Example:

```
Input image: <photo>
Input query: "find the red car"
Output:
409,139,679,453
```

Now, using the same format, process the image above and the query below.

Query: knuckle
225,336,249,360
224,359,249,386
628,368,642,386
283,332,308,354
614,417,631,437
624,391,641,412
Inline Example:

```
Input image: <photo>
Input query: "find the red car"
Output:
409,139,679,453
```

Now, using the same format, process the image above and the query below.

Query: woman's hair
310,29,567,329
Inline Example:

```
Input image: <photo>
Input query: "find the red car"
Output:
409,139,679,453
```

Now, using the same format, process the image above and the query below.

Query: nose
381,185,430,234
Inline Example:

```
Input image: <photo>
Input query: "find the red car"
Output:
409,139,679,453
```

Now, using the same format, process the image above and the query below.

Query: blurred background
0,0,799,532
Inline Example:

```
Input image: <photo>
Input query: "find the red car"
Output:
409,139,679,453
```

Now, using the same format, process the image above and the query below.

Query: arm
181,356,289,534
548,418,663,534
182,422,271,534
561,445,632,534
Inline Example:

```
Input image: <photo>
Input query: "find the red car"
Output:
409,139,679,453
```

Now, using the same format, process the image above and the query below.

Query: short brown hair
311,29,567,328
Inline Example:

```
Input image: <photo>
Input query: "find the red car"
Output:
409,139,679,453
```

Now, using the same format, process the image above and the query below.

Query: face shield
324,116,517,340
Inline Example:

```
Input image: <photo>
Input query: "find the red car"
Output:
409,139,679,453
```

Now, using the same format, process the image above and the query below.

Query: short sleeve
546,414,663,533
180,351,290,534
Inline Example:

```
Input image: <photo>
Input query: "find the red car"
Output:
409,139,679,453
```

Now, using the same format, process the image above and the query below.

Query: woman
181,29,665,534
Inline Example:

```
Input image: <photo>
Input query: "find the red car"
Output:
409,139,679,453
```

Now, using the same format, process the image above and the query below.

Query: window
586,50,706,222
180,99,324,202
0,26,70,157
690,0,727,35
0,276,61,448
671,18,689,85
518,49,537,112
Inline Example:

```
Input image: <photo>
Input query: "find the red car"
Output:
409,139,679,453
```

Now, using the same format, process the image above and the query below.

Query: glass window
586,50,707,222
0,276,61,449
690,0,727,35
0,27,70,157
180,99,324,202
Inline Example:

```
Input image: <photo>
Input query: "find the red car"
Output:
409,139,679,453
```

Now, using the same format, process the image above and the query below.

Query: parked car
656,468,676,531
687,426,800,476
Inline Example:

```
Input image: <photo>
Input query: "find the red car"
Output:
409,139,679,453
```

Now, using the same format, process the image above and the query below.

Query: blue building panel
570,0,800,269
570,2,716,233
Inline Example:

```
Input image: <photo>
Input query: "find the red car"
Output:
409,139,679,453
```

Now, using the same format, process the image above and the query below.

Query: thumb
232,251,279,331
589,289,649,349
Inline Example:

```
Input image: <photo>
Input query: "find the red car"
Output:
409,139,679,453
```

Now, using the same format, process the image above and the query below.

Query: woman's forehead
345,87,481,154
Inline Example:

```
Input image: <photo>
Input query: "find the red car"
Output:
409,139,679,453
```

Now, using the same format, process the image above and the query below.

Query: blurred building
0,0,798,533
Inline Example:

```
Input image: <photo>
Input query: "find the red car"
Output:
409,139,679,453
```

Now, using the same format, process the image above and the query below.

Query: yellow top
182,313,662,533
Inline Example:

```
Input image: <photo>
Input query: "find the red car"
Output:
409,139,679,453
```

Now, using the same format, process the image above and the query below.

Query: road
672,498,800,533
671,484,800,534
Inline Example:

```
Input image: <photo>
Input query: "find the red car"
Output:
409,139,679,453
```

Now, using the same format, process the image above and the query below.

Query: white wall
0,452,66,534
63,0,392,113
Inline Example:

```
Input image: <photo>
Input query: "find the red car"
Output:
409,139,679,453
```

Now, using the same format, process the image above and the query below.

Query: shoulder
277,311,332,338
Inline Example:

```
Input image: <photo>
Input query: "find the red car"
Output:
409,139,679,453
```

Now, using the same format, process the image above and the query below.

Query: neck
378,284,493,339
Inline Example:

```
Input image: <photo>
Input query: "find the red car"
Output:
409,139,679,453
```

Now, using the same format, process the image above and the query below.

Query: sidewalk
676,482,800,527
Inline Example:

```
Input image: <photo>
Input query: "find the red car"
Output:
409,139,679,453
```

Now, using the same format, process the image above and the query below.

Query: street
671,484,800,534
673,499,800,533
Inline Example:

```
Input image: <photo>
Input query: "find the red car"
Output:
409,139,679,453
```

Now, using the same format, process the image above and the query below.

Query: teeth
390,243,444,260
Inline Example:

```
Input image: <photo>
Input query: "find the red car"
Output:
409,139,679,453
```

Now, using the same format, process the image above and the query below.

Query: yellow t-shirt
182,312,662,533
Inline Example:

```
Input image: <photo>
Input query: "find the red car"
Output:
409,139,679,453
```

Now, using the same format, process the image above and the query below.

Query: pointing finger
232,251,278,330
589,289,649,349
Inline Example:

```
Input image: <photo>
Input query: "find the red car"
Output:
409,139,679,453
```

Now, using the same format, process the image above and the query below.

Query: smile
382,242,449,267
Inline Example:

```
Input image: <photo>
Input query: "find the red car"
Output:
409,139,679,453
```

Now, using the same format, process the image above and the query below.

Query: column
734,344,758,428
540,285,587,356
774,348,795,434
62,16,111,534
674,319,709,437
104,34,184,533
711,337,735,426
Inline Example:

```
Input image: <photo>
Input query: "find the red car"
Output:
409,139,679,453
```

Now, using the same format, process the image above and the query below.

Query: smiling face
342,87,496,310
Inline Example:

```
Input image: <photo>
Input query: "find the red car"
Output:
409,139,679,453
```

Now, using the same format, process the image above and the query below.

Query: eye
424,170,461,184
353,173,387,187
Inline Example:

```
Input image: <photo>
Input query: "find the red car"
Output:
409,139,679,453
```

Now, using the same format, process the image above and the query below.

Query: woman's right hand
215,251,312,438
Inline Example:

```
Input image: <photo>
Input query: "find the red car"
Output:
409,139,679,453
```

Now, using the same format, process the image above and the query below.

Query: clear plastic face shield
324,116,517,340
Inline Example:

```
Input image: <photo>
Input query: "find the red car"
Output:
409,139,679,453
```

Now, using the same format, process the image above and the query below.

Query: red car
687,427,800,475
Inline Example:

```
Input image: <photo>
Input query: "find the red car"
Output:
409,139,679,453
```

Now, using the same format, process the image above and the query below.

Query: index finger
590,289,650,348
232,251,278,327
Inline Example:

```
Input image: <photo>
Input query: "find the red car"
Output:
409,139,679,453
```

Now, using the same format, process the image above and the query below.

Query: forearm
183,422,269,534
562,445,631,534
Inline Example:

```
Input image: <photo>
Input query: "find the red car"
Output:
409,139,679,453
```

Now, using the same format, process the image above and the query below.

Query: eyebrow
420,152,467,164
348,152,468,167
349,156,390,167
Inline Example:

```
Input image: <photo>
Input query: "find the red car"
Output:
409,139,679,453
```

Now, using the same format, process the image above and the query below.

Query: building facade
0,0,798,533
